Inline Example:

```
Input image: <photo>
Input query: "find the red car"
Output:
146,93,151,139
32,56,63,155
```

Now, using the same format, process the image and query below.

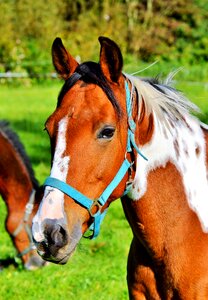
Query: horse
32,36,208,299
0,120,46,270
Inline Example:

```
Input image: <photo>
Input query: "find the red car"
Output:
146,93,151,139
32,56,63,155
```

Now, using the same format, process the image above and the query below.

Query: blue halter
43,81,147,239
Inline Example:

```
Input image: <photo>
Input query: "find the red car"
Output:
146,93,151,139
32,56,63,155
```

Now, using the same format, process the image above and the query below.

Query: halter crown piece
43,81,148,239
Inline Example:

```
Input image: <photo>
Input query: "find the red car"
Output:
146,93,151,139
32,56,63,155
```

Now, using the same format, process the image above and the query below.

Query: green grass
0,202,131,300
0,78,207,300
0,84,61,182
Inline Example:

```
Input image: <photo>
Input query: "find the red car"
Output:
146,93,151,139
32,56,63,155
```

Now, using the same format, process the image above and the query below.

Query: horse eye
97,126,115,140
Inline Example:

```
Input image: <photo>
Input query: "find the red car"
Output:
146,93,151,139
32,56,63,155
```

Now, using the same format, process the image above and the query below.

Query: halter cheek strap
44,159,131,238
12,189,37,257
43,81,147,239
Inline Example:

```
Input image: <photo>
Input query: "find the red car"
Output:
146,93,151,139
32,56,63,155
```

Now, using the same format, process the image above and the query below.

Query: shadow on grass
31,143,51,166
11,119,45,134
199,112,208,124
0,257,18,270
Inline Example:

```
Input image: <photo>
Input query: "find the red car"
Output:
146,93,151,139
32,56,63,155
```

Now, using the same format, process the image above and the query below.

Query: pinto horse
0,121,46,270
32,37,208,299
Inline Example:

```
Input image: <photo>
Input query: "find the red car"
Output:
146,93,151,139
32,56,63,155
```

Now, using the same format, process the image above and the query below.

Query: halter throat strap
43,80,147,239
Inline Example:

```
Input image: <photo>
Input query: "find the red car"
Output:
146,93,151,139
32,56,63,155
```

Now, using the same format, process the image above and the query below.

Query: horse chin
48,252,73,265
38,246,76,265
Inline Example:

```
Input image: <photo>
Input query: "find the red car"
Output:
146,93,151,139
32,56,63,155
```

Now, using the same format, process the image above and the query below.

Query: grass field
0,75,208,300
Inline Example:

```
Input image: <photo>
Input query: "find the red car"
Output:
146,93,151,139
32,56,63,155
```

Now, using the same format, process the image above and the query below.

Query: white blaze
33,117,69,241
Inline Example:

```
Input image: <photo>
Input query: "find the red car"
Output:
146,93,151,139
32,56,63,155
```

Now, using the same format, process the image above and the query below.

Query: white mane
126,74,200,126
126,74,208,233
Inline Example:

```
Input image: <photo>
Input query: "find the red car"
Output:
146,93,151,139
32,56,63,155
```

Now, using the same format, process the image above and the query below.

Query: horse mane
0,120,39,190
58,62,200,126
58,61,122,117
126,74,200,126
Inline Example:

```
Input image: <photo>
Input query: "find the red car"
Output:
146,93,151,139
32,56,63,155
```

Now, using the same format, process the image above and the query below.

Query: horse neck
0,133,33,211
131,97,208,232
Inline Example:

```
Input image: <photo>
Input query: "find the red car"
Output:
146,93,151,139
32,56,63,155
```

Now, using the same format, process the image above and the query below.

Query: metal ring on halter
88,199,102,217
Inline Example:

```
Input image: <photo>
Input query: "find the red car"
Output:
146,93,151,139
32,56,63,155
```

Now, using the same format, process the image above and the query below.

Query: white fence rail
0,72,57,78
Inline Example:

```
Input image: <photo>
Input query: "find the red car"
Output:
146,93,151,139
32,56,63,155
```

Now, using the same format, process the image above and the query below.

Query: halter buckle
88,199,102,217
25,203,34,214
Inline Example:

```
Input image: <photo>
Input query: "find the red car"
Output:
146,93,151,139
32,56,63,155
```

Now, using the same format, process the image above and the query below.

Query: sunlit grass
0,200,131,300
0,84,61,182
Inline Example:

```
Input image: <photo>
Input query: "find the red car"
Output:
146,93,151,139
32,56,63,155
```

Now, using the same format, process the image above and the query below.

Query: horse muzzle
32,218,82,264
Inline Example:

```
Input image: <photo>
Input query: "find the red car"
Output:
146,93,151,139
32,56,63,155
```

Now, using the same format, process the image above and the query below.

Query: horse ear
52,37,79,80
98,36,123,83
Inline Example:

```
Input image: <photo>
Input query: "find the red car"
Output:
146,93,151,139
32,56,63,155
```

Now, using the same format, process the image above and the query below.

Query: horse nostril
44,220,68,250
37,240,48,253
48,224,68,248
33,219,69,259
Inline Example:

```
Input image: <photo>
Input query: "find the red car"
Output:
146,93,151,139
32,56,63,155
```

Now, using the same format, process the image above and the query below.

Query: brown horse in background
0,120,46,270
32,37,208,298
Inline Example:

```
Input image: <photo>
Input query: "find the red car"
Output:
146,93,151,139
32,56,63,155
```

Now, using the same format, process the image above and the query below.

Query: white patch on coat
32,117,69,242
129,114,176,200
126,75,208,232
129,112,208,232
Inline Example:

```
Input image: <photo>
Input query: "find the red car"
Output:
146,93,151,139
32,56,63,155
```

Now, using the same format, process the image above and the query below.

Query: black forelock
57,61,122,117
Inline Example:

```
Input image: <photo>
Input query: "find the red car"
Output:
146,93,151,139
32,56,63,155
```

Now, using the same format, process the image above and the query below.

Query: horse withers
0,121,46,270
32,37,208,299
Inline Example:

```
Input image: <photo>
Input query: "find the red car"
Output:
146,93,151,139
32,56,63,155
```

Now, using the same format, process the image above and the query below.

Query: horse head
32,37,134,264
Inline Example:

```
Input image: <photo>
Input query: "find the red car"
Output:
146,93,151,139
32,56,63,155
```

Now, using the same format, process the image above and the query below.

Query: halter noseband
43,81,147,239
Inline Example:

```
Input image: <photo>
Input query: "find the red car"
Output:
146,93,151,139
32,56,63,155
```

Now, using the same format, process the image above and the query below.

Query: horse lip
56,255,70,264
39,253,70,265
37,245,76,265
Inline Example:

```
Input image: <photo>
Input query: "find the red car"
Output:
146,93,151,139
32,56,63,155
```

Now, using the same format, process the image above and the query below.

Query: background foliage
0,0,207,79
